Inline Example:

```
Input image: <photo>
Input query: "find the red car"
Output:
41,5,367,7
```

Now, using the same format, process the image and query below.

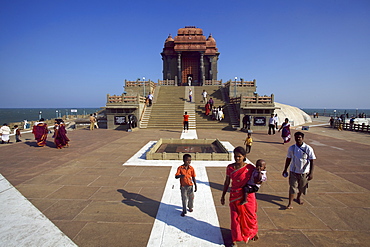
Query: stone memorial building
105,26,276,130
161,26,220,86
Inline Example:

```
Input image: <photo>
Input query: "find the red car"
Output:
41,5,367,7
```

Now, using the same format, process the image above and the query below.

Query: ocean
1,107,369,126
0,108,101,125
301,108,370,117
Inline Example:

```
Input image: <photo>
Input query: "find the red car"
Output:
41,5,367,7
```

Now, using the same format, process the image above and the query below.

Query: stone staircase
145,86,187,129
193,86,233,129
142,86,238,129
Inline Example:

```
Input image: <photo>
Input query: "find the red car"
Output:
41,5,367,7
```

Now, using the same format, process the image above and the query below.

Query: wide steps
144,85,233,129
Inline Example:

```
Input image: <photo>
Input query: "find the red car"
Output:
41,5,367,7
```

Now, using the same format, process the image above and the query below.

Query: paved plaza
0,117,369,247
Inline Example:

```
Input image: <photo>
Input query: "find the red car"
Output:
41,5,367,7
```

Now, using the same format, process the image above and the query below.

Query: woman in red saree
32,118,48,147
205,102,211,116
54,119,70,149
221,146,258,246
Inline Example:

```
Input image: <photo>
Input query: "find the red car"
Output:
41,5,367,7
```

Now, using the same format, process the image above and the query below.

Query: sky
0,0,369,109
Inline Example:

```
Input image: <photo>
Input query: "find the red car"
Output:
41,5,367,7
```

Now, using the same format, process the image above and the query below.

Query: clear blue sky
1,0,369,109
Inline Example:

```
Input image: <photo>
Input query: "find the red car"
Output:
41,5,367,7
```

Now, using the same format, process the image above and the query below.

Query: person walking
202,90,208,103
89,114,95,131
93,113,99,129
183,112,189,133
282,132,316,209
217,106,224,121
32,118,48,147
175,154,197,217
53,119,70,149
242,115,251,130
221,146,259,246
274,114,279,130
244,133,253,154
208,98,214,109
278,118,291,144
147,92,153,107
14,125,22,142
0,123,11,144
188,88,193,102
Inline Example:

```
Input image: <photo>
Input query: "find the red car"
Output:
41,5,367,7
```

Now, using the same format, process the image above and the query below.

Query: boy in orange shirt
175,154,197,217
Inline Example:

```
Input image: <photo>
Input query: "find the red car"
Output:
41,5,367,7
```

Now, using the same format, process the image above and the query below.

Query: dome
207,34,216,44
165,34,174,42
177,26,203,35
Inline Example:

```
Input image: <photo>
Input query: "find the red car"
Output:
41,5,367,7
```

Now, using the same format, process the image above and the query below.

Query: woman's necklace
234,162,245,170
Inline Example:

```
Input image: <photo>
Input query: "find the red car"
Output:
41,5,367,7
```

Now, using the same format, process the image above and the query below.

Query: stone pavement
0,117,369,247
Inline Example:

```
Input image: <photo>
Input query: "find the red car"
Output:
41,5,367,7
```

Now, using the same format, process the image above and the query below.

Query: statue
187,76,192,86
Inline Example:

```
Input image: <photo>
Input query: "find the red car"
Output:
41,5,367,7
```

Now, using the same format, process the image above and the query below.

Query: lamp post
143,77,146,97
234,77,237,98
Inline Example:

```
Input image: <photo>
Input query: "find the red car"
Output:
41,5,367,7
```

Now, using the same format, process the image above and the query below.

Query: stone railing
106,94,146,105
242,95,274,104
204,79,223,86
229,94,274,106
225,79,256,88
125,80,156,89
158,79,176,86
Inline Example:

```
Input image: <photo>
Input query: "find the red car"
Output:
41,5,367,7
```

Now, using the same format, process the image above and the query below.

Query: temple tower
161,26,220,86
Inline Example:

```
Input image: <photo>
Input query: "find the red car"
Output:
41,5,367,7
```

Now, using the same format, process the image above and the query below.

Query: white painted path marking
0,174,77,247
123,130,241,246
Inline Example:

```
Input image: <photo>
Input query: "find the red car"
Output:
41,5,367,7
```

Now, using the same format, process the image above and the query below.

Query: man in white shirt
282,131,316,209
268,114,276,135
202,90,207,103
0,123,11,144
147,93,153,107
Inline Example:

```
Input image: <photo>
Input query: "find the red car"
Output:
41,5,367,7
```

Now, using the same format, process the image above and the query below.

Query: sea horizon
301,108,370,117
1,107,369,127
0,108,102,125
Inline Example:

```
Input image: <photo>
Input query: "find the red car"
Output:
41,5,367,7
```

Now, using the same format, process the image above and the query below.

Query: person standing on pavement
274,114,279,130
89,114,95,131
244,133,253,154
0,123,11,144
93,113,99,129
268,114,276,135
282,132,316,209
14,125,22,142
183,112,189,133
221,146,259,245
175,154,197,217
188,88,193,102
32,118,48,146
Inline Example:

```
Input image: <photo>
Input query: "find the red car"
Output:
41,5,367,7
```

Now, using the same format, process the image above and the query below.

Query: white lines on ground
0,174,77,247
309,140,344,151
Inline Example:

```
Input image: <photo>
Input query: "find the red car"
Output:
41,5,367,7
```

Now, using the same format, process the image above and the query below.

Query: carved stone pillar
200,52,204,85
177,52,182,85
